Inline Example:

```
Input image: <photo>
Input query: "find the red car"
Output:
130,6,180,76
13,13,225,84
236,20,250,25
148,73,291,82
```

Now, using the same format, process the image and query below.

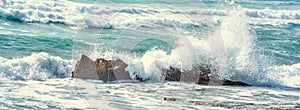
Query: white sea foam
245,8,300,20
0,0,299,29
1,0,299,87
0,52,72,80
267,64,300,88
78,6,300,88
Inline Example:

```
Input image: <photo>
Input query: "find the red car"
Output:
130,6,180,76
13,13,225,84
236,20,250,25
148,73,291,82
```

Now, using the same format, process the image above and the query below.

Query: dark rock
182,66,212,83
163,67,181,81
163,66,210,83
163,97,181,101
163,66,250,86
222,80,250,86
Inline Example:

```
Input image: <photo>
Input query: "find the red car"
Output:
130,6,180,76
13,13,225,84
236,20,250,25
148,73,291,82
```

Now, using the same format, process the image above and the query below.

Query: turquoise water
0,0,300,109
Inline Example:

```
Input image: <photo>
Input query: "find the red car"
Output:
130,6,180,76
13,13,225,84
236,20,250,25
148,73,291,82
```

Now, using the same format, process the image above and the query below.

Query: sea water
0,0,299,109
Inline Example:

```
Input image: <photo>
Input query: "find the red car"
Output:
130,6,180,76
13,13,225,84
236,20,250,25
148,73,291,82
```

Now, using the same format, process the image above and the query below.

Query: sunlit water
0,0,299,109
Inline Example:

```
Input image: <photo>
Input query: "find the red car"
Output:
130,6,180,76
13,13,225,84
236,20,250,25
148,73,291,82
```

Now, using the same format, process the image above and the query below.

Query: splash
72,5,300,88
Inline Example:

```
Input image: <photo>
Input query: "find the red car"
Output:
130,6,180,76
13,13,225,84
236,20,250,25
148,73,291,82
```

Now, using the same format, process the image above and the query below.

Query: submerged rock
163,97,181,101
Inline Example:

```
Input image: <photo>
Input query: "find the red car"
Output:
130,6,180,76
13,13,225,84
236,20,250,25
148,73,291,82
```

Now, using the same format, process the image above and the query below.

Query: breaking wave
1,0,299,88
0,0,299,29
245,8,300,20
0,52,72,80
74,6,300,88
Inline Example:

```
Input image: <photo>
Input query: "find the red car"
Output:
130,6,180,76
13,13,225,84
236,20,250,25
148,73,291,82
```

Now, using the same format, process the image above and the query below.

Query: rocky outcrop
110,59,131,80
72,55,131,81
72,55,98,80
72,55,250,86
163,66,250,86
163,67,181,81
95,58,115,81
95,58,131,81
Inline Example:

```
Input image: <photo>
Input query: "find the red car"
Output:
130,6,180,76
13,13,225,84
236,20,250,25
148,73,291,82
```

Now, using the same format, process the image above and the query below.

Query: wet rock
95,58,116,81
72,55,250,86
110,59,131,80
182,66,211,83
163,67,181,81
72,55,131,81
163,66,212,84
163,97,181,101
72,55,98,80
163,66,250,86
221,80,250,86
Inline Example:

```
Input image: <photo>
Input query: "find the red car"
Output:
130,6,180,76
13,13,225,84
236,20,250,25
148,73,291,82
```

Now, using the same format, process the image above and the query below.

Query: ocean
0,0,300,109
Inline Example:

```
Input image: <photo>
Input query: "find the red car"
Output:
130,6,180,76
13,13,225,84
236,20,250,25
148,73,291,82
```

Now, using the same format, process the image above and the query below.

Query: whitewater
0,0,300,109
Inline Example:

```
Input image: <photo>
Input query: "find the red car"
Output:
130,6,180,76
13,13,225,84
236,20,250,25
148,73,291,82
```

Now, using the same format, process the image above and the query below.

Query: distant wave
245,8,300,20
0,52,72,80
276,1,300,6
0,0,299,29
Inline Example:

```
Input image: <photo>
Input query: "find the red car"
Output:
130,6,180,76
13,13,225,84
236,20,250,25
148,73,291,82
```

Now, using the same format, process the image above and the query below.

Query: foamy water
0,0,299,109
1,79,299,109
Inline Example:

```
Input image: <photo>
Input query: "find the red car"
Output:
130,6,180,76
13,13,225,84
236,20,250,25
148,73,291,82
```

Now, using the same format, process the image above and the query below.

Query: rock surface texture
163,66,250,86
72,55,131,81
72,55,98,80
72,55,250,86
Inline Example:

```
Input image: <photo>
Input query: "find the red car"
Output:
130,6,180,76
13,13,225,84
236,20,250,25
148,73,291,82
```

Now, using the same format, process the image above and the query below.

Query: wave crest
1,0,299,29
0,52,72,80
